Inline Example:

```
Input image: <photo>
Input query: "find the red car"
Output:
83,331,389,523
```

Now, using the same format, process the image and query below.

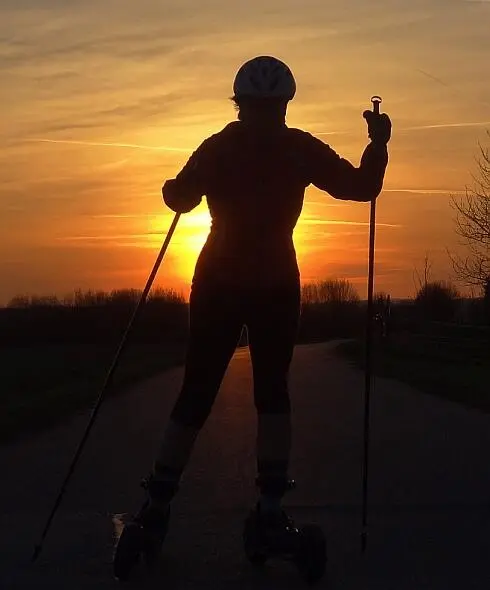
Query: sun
148,204,212,283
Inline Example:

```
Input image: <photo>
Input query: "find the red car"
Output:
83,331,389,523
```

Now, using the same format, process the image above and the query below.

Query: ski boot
243,480,327,586
113,477,175,582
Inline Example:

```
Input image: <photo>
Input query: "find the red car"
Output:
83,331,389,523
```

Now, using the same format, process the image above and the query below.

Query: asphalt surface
1,342,489,589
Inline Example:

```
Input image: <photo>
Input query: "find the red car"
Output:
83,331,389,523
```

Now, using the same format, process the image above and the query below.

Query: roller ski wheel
294,524,327,586
243,512,268,566
113,505,170,582
243,506,326,585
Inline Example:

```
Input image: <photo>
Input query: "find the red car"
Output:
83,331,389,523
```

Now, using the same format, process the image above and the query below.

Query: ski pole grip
371,95,382,115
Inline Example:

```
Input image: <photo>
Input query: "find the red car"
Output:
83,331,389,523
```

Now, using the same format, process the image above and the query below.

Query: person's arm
162,139,212,213
307,138,389,202
305,112,391,202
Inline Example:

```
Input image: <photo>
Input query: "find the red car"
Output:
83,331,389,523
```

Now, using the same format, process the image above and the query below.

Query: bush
1,288,188,346
484,278,490,324
301,279,360,305
6,287,186,310
415,280,460,322
299,279,362,341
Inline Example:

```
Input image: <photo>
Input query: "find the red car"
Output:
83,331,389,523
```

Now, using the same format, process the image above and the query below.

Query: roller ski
243,480,327,586
113,477,174,582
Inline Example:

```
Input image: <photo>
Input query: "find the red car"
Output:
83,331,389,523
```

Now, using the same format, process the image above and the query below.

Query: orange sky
1,0,490,304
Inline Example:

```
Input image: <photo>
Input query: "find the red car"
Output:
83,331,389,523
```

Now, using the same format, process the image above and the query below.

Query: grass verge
335,335,490,414
1,342,186,444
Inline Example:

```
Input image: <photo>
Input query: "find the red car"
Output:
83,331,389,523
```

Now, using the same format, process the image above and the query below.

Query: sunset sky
1,0,490,304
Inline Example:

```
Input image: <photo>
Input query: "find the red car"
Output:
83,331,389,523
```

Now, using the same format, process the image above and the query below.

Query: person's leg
246,282,301,516
144,282,244,516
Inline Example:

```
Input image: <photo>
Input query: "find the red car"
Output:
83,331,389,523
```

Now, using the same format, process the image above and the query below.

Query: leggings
171,280,301,429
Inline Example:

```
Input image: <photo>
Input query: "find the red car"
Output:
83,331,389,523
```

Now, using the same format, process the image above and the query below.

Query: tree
415,280,460,322
6,295,30,308
301,279,360,305
449,135,490,294
412,253,433,295
299,278,361,340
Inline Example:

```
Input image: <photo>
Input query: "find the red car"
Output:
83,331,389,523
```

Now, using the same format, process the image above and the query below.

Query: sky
1,0,490,304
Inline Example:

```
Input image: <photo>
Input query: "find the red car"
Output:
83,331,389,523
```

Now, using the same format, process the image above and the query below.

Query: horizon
2,0,490,304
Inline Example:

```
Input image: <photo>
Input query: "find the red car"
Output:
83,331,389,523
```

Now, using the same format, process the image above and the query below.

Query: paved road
1,342,489,589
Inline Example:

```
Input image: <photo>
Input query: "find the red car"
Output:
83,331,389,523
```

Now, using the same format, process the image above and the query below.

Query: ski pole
31,212,181,563
360,95,382,553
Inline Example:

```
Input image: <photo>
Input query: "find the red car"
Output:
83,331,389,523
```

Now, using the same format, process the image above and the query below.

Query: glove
362,110,392,145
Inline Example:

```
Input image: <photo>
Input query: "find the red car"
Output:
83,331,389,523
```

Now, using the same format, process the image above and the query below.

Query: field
3,285,488,444
0,289,363,443
336,321,490,414
0,298,190,443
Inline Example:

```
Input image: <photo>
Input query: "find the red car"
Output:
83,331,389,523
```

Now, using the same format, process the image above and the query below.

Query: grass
0,294,191,444
335,329,490,414
8,285,486,442
1,341,187,444
1,290,363,445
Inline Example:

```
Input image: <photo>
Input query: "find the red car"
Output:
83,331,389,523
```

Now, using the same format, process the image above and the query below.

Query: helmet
233,56,296,101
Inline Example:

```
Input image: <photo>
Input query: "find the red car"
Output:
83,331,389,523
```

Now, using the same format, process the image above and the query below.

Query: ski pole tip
31,544,42,563
361,530,368,554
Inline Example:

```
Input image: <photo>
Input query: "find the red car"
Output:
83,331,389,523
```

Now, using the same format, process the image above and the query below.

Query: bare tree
449,135,490,294
301,279,360,305
415,280,460,322
413,252,433,294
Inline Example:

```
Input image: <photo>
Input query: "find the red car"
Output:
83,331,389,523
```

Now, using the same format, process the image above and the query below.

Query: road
1,342,489,588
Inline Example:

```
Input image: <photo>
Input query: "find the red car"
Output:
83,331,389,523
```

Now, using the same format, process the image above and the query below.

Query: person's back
178,121,307,286
114,55,391,585
163,63,390,287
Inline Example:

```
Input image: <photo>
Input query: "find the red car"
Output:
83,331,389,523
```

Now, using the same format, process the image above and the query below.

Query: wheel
113,522,145,582
243,512,268,567
295,524,327,586
141,510,170,570
114,506,170,579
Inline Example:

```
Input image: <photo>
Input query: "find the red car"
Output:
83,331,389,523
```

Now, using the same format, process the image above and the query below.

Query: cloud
383,189,466,195
300,218,401,228
400,121,490,132
90,214,151,219
28,138,193,152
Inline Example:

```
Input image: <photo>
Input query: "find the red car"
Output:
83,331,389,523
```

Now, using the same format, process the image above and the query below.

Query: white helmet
233,56,296,101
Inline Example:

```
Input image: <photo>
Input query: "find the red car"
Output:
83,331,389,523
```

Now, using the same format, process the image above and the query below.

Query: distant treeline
5,280,362,309
0,280,365,346
1,278,487,348
5,287,185,309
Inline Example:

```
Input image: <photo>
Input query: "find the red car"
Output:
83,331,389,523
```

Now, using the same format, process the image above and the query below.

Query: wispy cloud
300,218,401,228
313,131,348,137
383,188,466,195
90,214,153,219
400,121,490,132
57,234,157,241
28,138,193,152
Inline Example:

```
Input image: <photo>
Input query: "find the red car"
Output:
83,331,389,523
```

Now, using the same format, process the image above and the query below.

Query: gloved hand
362,110,392,145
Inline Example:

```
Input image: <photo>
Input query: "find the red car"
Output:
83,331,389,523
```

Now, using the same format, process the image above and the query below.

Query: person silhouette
114,55,391,580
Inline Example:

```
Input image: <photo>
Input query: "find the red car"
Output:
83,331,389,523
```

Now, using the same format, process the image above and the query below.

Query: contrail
57,232,162,241
301,219,401,228
383,188,466,194
91,214,151,219
400,121,490,131
415,68,490,111
416,69,449,87
314,130,347,137
27,138,193,152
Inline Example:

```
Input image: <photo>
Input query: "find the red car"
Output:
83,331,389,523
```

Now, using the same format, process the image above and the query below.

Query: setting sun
150,207,211,286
